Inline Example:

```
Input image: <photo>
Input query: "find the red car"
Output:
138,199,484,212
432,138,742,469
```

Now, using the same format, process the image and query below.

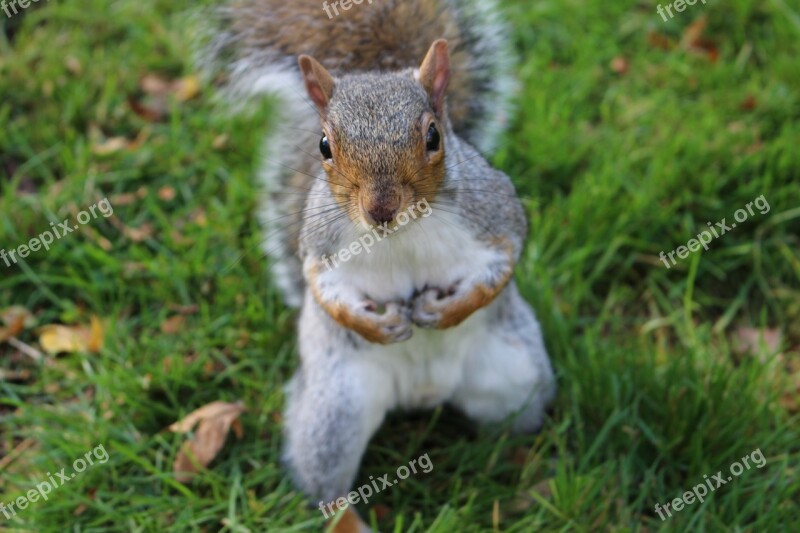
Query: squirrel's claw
411,283,460,329
358,300,413,344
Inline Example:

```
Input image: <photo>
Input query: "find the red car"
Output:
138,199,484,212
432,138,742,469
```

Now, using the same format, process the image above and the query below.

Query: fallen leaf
173,75,201,102
109,192,139,206
140,74,170,95
0,306,35,342
160,315,185,335
38,316,104,355
124,223,154,242
372,503,391,521
0,368,32,382
158,186,176,201
231,418,244,440
169,401,246,482
212,134,229,150
740,95,757,111
680,16,719,62
610,56,629,75
106,215,154,242
647,31,673,51
73,488,96,516
128,95,165,122
92,137,131,156
734,327,781,358
680,16,708,49
65,56,82,75
130,74,201,122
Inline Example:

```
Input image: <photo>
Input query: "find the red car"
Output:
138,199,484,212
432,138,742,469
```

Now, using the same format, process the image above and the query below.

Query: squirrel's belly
358,308,491,409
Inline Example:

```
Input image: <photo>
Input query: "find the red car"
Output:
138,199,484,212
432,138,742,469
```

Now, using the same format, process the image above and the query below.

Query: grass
1,0,799,531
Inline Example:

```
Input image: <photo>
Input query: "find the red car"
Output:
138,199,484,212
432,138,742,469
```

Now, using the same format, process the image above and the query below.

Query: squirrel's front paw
355,300,413,344
411,283,461,329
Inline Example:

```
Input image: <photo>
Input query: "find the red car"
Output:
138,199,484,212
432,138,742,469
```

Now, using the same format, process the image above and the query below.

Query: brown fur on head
298,40,451,228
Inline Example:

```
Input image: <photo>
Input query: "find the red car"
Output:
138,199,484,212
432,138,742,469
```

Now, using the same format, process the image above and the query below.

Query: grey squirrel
198,0,555,530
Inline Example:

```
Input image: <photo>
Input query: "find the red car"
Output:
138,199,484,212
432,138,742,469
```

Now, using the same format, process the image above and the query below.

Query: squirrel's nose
368,205,397,225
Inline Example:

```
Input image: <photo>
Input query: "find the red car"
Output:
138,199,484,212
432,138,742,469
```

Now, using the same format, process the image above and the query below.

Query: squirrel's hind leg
282,342,393,524
450,285,556,434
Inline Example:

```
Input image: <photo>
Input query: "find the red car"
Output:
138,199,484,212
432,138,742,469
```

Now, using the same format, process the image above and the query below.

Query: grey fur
193,0,516,307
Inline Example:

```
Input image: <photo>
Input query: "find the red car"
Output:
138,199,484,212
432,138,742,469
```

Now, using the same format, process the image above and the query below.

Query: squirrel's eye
320,135,332,159
426,123,441,152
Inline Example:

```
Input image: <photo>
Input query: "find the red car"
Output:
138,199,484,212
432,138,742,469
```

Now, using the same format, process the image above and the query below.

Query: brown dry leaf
372,503,391,521
38,316,104,355
0,306,35,342
109,192,139,206
740,95,758,112
124,223,154,242
107,215,154,243
169,401,246,482
189,208,208,227
610,56,629,75
141,74,171,95
647,31,673,51
212,134,229,150
73,488,96,516
158,186,176,202
160,315,185,335
92,137,131,156
65,56,82,75
231,418,245,440
0,368,32,382
131,74,201,122
680,16,708,49
167,303,199,315
734,327,781,357
128,95,165,122
680,16,719,62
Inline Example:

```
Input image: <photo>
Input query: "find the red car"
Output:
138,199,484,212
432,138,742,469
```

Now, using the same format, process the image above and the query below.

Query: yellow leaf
174,75,200,102
37,317,104,355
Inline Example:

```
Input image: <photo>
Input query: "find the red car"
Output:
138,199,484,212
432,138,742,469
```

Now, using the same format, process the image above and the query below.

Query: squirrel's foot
356,300,413,344
411,282,461,329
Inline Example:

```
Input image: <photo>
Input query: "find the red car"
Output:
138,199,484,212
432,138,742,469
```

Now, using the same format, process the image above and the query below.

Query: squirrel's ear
417,39,451,117
298,55,335,113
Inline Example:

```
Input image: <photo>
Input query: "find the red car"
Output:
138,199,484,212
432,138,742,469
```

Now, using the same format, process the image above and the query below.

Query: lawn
1,0,798,531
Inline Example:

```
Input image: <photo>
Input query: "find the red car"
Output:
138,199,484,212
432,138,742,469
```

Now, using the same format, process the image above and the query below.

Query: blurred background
1,0,798,531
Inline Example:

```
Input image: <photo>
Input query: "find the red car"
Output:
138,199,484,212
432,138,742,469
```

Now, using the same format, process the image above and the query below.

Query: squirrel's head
298,40,451,228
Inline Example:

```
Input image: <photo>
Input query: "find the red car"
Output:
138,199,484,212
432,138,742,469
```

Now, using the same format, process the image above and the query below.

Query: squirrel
197,0,556,530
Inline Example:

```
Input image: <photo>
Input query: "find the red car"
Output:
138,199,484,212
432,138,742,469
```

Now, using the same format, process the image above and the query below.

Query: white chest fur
326,209,499,303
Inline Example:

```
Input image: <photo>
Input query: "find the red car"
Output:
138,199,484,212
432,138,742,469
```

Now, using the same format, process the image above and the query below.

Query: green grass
1,0,799,531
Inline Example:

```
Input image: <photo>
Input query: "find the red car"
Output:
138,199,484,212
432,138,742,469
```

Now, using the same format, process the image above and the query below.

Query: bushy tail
194,0,515,307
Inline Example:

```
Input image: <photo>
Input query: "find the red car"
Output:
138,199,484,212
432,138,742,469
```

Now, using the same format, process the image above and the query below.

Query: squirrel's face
299,40,451,229
319,75,446,227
